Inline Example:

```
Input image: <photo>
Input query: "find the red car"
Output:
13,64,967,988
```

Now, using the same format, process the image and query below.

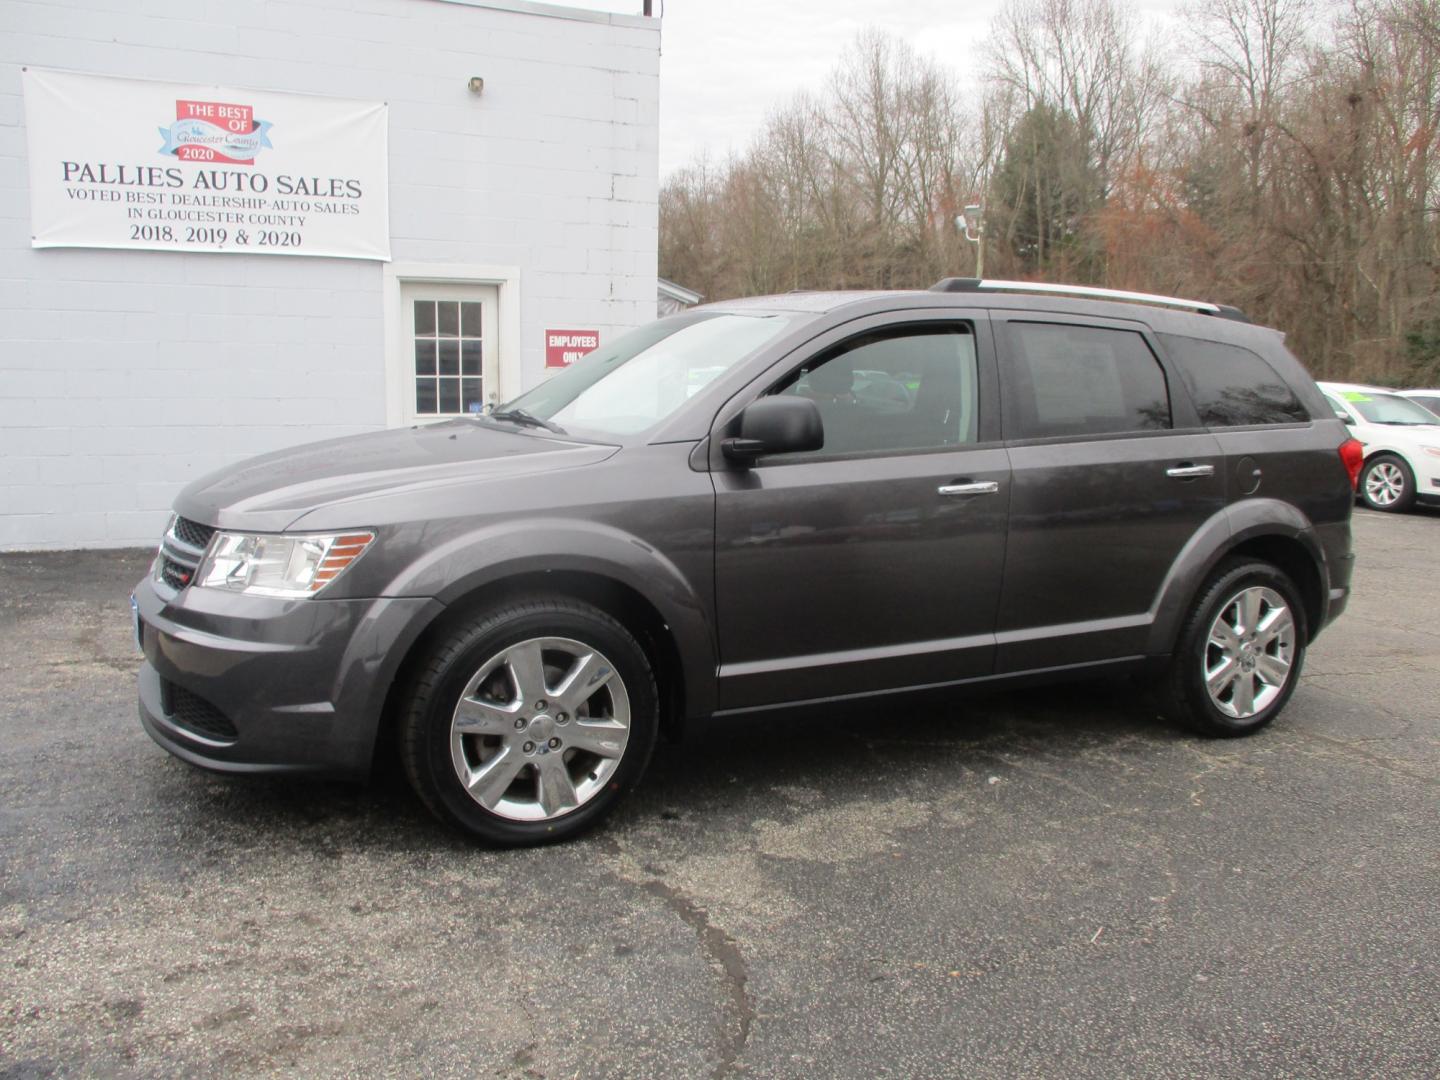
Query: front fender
1145,498,1328,655
381,517,719,719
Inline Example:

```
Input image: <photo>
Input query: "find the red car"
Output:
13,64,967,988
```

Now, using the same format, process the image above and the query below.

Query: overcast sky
557,0,1190,177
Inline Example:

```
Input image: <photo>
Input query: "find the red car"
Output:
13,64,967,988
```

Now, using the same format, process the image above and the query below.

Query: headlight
195,531,374,597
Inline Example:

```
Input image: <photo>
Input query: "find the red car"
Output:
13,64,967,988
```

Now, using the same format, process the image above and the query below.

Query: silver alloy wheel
1364,461,1405,506
449,636,631,822
1203,585,1295,720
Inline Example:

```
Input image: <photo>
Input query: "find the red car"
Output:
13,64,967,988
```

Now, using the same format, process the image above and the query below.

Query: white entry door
399,282,500,423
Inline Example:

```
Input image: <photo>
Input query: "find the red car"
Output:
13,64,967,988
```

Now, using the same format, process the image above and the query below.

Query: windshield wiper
487,408,567,435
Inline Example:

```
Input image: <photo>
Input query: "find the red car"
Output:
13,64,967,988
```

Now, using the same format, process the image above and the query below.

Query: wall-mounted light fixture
467,76,485,95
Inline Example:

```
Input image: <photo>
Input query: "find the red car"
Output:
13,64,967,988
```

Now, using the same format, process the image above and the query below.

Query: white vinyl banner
22,68,390,261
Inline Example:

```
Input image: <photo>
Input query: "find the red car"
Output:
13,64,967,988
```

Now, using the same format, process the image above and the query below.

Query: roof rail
929,277,1249,322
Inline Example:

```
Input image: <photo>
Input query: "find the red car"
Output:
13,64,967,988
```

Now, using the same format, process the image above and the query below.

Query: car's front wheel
1159,559,1307,737
1360,453,1416,512
400,597,658,846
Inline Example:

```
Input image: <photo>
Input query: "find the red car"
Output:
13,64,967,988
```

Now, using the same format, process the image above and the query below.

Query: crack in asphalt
992,753,1120,810
1291,727,1438,787
597,836,754,1079
639,878,754,1080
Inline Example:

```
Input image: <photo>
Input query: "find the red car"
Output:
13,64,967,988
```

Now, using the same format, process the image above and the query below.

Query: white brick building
0,0,660,549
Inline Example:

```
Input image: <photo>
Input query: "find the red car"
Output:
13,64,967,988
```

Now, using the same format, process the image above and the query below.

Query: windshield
1337,389,1440,426
495,311,798,437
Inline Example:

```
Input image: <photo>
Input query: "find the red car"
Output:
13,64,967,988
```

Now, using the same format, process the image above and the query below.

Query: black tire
400,596,658,846
1359,453,1416,513
1159,559,1307,738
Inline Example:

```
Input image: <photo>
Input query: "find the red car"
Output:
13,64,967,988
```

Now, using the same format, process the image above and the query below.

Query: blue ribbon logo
158,117,273,163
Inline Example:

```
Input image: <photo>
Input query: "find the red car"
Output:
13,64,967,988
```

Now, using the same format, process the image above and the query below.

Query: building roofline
432,0,657,31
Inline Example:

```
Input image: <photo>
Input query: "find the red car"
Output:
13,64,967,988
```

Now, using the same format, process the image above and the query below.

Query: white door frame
382,262,521,427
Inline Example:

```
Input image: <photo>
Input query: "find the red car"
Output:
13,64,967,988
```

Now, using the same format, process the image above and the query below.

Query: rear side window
1004,322,1171,439
1160,334,1309,426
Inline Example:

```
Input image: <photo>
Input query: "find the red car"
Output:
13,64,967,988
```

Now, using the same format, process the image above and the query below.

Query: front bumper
1420,469,1440,504
1414,455,1440,503
134,573,442,778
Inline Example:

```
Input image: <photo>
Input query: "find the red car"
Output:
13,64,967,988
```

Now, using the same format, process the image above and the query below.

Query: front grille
173,517,217,549
154,516,216,591
159,555,193,590
161,679,239,742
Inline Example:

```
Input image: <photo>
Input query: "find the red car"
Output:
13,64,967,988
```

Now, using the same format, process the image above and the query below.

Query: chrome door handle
938,481,1000,496
1166,464,1215,479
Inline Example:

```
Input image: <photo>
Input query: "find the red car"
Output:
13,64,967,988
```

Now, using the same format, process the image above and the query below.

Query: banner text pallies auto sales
60,162,364,198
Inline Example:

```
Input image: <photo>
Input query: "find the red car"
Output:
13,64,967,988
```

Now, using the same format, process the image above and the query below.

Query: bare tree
657,5,1440,384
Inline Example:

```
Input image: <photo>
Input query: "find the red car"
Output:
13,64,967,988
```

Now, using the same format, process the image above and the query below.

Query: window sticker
1341,391,1371,402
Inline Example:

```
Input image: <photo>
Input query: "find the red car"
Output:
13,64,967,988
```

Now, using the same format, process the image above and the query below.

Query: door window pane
462,340,482,376
461,302,484,337
438,378,460,414
775,325,978,455
438,340,460,376
437,301,460,337
1159,334,1308,426
1005,323,1171,439
462,378,483,412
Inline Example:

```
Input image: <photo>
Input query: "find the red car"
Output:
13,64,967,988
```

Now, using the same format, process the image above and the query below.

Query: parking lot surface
2,509,1437,1079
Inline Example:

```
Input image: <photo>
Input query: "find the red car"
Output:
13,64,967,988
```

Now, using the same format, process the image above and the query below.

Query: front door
712,314,1010,711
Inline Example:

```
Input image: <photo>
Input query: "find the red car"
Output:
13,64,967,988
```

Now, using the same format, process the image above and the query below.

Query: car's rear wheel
400,597,658,846
1159,559,1307,737
1360,453,1416,512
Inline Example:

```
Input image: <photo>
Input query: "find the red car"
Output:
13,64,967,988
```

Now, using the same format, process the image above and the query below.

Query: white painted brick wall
0,0,660,549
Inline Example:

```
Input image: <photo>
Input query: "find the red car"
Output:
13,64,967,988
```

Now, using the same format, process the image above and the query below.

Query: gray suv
133,279,1361,845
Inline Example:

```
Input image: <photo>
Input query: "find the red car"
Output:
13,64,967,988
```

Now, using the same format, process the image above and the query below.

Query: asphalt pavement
2,508,1437,1078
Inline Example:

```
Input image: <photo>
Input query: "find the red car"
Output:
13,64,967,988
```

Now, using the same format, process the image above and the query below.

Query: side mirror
722,396,824,464
1335,411,1354,425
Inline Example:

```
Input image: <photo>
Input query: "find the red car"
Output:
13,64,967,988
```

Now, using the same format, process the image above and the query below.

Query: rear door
1159,331,1332,509
711,311,1010,710
993,313,1225,671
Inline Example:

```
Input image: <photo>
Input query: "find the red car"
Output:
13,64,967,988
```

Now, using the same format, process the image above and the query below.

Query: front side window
772,324,979,456
1004,322,1171,439
1159,334,1308,426
499,311,797,437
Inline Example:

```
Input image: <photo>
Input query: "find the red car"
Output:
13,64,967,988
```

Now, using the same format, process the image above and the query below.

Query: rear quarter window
1159,333,1309,426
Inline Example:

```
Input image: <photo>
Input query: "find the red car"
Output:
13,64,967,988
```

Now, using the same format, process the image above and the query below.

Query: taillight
1338,438,1364,490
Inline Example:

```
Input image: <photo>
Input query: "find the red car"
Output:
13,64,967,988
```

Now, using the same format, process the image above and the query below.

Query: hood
175,420,618,532
1355,419,1440,448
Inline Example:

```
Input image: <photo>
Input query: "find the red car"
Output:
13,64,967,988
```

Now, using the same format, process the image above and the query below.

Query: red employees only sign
545,329,599,368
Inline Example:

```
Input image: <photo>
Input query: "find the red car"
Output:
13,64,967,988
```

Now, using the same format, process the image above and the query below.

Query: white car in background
1318,381,1440,512
1398,388,1440,420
